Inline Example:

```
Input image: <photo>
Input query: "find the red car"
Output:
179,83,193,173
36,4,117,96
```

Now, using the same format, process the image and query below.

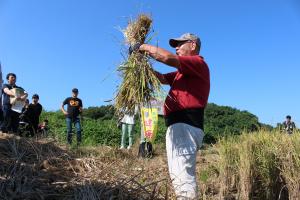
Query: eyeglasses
176,40,194,47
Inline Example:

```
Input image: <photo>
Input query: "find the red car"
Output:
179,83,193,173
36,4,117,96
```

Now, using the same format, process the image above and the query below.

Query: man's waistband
165,108,204,129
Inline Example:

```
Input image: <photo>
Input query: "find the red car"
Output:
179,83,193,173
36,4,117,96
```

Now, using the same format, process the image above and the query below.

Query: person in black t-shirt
1,73,28,133
27,94,43,136
61,88,83,145
282,115,296,134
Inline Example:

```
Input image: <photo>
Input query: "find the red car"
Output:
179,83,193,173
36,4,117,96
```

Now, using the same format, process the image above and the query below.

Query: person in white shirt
120,107,137,149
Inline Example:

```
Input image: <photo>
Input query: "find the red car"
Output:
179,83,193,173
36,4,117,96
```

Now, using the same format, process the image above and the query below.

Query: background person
18,98,31,137
282,115,296,134
27,94,43,136
19,98,30,125
1,73,28,133
132,33,210,199
22,98,30,113
120,107,137,149
61,88,83,145
38,119,49,136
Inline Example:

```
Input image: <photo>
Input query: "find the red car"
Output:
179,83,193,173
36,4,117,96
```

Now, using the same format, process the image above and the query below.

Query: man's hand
20,95,28,101
129,42,142,55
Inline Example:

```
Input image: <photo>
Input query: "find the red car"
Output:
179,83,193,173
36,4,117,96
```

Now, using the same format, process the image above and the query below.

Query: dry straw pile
216,130,300,200
0,133,174,199
115,14,161,116
192,130,300,199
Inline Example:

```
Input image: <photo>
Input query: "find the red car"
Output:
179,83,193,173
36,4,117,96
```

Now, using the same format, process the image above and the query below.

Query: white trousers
166,123,204,199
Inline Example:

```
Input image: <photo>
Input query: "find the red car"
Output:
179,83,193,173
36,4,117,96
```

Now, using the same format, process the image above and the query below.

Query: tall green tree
204,103,261,143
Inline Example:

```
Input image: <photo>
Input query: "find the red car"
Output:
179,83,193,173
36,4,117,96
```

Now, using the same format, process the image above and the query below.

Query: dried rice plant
115,14,161,116
0,133,175,199
123,14,152,45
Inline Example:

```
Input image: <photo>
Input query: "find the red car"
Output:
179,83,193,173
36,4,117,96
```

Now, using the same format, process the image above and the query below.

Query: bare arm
3,88,15,97
61,104,68,115
139,44,180,68
4,88,28,101
20,92,28,101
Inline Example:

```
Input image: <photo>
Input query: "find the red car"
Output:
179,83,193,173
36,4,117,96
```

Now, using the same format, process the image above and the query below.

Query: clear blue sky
1,0,300,126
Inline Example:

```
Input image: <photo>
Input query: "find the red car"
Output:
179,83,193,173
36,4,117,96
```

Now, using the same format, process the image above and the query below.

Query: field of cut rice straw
215,129,300,200
0,132,176,200
1,129,300,199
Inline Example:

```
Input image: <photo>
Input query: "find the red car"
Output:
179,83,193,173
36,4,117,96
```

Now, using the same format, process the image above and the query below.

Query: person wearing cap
61,88,83,145
27,94,43,136
282,115,296,134
131,33,210,199
1,73,28,133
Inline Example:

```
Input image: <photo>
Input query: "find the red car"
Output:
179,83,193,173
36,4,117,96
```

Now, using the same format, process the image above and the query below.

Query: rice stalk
218,136,240,199
278,131,300,199
123,14,153,45
115,14,161,116
237,135,253,200
216,130,300,200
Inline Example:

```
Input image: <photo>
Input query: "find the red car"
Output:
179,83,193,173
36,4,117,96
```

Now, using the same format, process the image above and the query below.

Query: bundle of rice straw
115,14,161,116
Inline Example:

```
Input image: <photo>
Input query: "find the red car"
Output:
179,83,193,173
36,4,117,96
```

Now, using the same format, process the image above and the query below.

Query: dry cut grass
2,130,299,200
216,130,300,200
0,133,176,200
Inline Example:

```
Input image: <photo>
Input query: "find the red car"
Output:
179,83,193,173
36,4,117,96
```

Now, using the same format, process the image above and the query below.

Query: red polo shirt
163,55,210,117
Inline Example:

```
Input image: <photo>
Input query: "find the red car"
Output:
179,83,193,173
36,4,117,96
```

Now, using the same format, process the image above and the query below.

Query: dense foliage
40,104,272,146
204,103,261,143
82,106,115,120
40,106,166,147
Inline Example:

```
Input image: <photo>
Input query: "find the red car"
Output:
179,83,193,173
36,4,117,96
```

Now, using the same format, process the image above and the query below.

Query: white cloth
121,114,135,125
166,123,204,199
120,106,138,125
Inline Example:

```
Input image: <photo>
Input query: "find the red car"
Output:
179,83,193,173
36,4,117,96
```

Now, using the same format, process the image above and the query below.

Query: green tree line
40,103,273,146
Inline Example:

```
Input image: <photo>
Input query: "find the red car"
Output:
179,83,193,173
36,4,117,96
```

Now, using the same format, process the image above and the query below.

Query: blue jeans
66,117,81,144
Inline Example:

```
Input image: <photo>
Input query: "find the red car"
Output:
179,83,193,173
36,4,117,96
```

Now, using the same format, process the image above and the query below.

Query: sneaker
127,146,132,150
120,146,125,149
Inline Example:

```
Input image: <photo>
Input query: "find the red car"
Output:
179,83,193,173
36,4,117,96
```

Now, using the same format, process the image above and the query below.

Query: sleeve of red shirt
163,71,177,85
178,56,208,78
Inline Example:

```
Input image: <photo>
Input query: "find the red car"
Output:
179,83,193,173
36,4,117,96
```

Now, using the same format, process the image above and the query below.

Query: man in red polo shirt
133,33,210,199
